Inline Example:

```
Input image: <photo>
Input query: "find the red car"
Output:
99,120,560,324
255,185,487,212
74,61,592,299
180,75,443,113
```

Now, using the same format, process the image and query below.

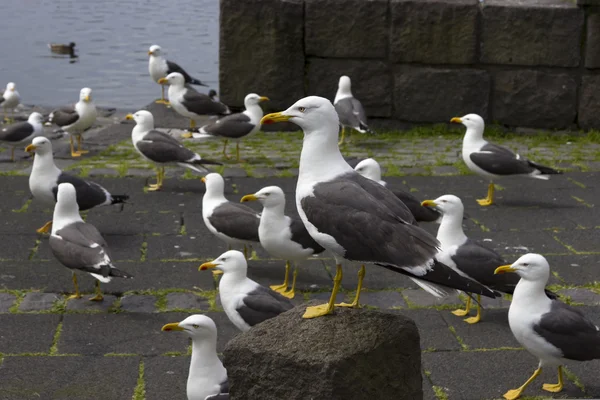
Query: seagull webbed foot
70,151,82,158
181,132,194,139
335,301,360,309
542,382,563,393
88,294,104,302
155,99,170,105
281,289,295,299
66,293,82,300
36,221,53,234
147,185,162,192
477,198,493,206
452,308,470,317
464,314,481,324
502,388,523,400
269,283,288,293
303,303,334,318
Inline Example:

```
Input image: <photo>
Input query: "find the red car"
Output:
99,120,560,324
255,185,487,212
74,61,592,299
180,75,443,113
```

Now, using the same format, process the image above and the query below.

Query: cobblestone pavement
0,104,599,399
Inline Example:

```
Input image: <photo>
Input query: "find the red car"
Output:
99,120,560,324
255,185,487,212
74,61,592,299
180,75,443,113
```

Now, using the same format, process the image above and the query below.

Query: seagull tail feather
359,122,375,135
108,266,134,279
528,160,562,175
188,78,208,87
110,194,129,205
410,278,457,298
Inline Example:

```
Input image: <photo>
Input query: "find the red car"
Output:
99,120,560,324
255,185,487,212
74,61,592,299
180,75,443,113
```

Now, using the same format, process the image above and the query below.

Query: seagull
148,44,207,104
162,315,229,400
183,93,269,162
1,82,21,123
49,87,97,157
451,114,562,206
0,112,44,161
334,75,373,145
158,73,230,133
50,183,133,301
199,250,294,332
126,110,221,191
354,158,441,223
241,186,326,298
48,42,76,57
494,254,600,400
261,96,499,319
202,173,260,261
26,137,129,234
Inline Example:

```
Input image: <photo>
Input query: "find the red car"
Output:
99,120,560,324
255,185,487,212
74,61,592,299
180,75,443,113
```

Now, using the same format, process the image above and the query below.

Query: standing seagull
1,82,21,123
184,93,269,162
494,254,600,400
451,114,562,206
49,87,97,157
159,73,230,133
241,186,326,298
126,110,221,191
50,183,133,301
26,137,129,233
334,76,373,145
199,250,294,332
261,96,498,319
0,112,44,161
202,173,260,260
148,45,207,105
162,315,229,400
355,158,441,223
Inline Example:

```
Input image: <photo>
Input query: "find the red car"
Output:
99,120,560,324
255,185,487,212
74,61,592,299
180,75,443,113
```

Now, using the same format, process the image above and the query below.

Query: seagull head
6,82,16,92
354,158,382,182
450,114,484,135
56,182,78,210
148,45,162,56
201,173,225,196
79,87,92,103
244,93,269,108
125,110,155,130
261,96,339,133
494,253,550,282
162,314,218,341
421,194,463,216
158,72,185,87
69,42,76,49
27,112,44,125
338,75,352,94
25,136,52,155
199,250,247,275
241,185,285,208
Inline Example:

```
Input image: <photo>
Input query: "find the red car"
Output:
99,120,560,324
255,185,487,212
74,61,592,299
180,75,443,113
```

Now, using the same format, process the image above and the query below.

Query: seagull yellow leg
89,280,104,302
303,264,343,318
236,142,245,163
155,86,170,104
337,264,366,308
464,295,482,324
282,265,298,299
477,183,495,206
503,367,542,400
243,245,248,259
76,135,89,155
147,167,163,191
270,261,290,293
70,136,80,157
222,139,230,159
452,296,471,317
10,147,15,162
542,366,563,393
66,273,82,300
338,127,346,146
36,220,53,234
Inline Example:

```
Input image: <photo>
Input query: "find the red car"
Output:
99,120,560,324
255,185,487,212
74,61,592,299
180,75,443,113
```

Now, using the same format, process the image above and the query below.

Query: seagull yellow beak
494,265,517,274
25,144,36,153
258,96,270,103
148,51,153,56
125,114,134,120
9,88,15,92
240,194,258,203
261,112,291,125
161,322,184,332
158,77,168,84
199,262,217,271
201,177,207,183
450,117,462,124
421,200,437,207
84,95,90,102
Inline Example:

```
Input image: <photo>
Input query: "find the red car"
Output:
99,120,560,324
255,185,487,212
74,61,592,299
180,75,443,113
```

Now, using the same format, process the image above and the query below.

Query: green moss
105,353,138,357
432,386,449,400
139,241,148,262
12,198,32,213
28,239,41,260
49,322,63,355
448,325,469,350
132,360,146,400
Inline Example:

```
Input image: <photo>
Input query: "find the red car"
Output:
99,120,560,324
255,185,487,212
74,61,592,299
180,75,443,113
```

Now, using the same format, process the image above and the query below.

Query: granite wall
220,0,600,130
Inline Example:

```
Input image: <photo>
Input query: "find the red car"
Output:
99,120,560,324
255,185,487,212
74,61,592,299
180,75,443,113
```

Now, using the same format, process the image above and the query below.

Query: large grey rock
493,70,577,129
224,302,422,400
306,58,392,117
390,0,478,64
578,75,600,130
480,0,584,67
220,0,304,111
305,0,388,58
586,13,600,69
393,67,490,122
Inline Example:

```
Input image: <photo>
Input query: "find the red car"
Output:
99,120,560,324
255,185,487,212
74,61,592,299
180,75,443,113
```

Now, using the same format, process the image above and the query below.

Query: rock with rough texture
493,70,577,129
305,0,388,58
393,67,490,122
480,0,584,67
390,0,478,64
586,13,600,69
220,0,304,111
224,302,422,400
578,76,600,130
306,58,392,117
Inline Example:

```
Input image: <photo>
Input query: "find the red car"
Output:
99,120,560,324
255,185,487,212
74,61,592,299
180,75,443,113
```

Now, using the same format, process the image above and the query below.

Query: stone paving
0,104,599,399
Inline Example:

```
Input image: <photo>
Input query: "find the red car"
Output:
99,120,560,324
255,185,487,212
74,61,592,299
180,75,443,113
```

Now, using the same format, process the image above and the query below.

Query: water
0,0,219,110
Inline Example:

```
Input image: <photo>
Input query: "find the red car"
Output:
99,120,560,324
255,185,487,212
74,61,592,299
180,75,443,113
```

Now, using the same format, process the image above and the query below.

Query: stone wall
220,0,600,131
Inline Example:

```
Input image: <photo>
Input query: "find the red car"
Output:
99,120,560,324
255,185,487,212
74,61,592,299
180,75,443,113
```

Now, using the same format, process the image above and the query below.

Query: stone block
586,13,600,68
120,294,157,313
0,293,16,312
579,75,600,130
165,293,209,311
305,0,388,58
493,70,577,129
390,0,478,64
224,302,422,399
66,295,117,312
393,67,490,122
0,315,60,354
19,292,60,312
220,0,304,111
306,58,392,117
481,0,584,67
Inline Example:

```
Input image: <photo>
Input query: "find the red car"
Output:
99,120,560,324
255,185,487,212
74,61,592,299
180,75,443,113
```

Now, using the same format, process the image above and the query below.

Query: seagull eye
298,107,306,112
221,257,227,262
265,193,270,196
522,263,529,267
192,324,199,329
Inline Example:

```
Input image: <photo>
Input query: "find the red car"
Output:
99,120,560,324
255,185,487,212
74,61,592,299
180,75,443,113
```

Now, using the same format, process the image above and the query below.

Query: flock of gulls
2,44,599,400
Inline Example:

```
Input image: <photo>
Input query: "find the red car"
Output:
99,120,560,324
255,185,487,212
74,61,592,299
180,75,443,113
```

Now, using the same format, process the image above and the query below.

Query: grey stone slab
0,314,60,353
469,229,569,257
391,309,461,351
468,206,579,232
18,292,60,311
66,295,118,312
586,14,600,69
222,167,247,178
0,213,52,234
144,355,188,400
350,291,407,309
493,70,578,129
565,359,600,397
402,289,462,308
305,0,387,58
0,356,139,400
390,0,478,64
35,234,145,262
579,75,600,130
481,0,584,67
558,288,600,305
422,377,438,400
553,229,600,253
120,294,157,313
165,292,210,311
545,254,600,286
0,234,37,260
144,234,233,261
0,293,16,312
59,313,189,355
85,212,182,235
0,192,30,212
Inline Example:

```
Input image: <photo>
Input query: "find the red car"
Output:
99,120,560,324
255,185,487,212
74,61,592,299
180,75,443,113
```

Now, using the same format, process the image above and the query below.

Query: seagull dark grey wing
50,106,79,127
54,173,110,211
392,189,441,223
0,121,34,143
166,60,205,86
201,113,255,139
50,222,110,273
208,203,260,242
335,97,368,129
182,90,229,116
236,285,294,327
289,217,325,254
470,143,536,175
136,130,197,163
